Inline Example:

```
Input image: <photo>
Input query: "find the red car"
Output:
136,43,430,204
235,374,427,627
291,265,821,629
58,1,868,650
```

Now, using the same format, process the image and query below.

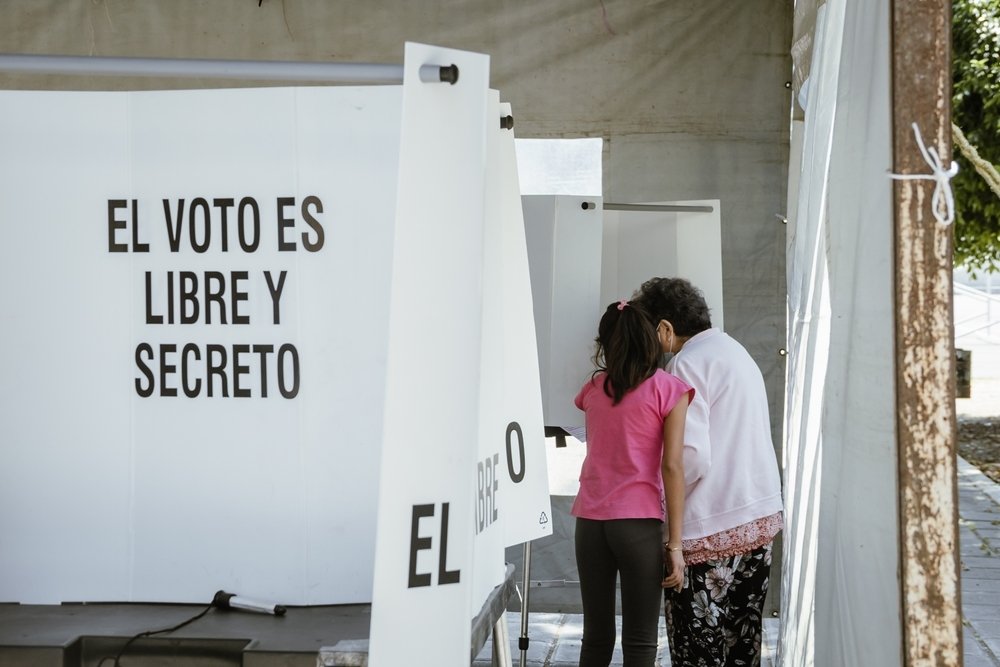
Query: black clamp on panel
500,114,514,130
581,201,597,210
544,426,569,448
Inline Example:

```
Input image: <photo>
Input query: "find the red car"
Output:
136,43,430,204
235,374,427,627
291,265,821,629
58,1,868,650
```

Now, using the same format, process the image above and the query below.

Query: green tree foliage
953,0,1000,272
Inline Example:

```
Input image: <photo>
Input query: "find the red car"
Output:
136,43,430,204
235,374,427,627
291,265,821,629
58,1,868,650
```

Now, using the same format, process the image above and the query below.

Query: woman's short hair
632,277,712,336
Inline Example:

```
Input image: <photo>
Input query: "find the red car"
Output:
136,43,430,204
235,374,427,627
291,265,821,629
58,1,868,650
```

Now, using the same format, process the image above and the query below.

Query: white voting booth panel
600,201,724,330
0,47,550,659
0,83,403,606
368,48,551,667
522,195,604,429
492,107,552,553
368,45,489,665
466,96,555,617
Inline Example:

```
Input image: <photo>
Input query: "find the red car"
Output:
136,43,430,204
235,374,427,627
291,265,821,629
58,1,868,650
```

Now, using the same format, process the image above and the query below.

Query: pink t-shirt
571,369,694,521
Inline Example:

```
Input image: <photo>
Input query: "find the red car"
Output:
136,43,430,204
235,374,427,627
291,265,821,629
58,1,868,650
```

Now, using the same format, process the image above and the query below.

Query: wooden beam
891,1,962,665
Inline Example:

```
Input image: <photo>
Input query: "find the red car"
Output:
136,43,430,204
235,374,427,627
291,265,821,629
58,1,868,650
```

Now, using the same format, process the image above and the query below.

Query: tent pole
603,202,714,213
579,201,714,214
518,542,531,667
0,53,409,83
891,0,962,664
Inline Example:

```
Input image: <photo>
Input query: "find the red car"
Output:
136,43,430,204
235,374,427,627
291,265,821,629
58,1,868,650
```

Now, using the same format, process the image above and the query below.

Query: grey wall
0,0,792,613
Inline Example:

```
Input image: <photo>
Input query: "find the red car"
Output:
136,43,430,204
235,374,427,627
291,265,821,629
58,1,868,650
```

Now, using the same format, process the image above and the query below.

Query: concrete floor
473,614,779,666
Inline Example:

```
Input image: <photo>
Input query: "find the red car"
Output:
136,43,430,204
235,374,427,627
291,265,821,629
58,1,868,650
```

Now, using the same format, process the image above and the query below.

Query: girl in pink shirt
573,299,693,667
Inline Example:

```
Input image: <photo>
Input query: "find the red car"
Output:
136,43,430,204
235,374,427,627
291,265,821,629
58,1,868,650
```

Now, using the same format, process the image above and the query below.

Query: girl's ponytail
592,300,660,404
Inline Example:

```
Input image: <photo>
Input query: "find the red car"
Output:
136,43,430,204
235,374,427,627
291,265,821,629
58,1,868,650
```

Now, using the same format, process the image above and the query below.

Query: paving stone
549,635,582,664
966,652,1000,667
965,570,1000,582
965,590,1000,606
473,612,563,666
962,638,997,667
964,556,1000,571
965,544,995,558
985,636,1000,660
968,560,1000,571
972,620,1000,640
964,540,993,553
965,628,1000,667
965,578,1000,593
966,603,1000,621
966,513,1000,524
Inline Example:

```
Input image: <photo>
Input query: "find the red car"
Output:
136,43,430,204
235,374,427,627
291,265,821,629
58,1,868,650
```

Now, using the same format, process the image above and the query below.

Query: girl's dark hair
593,301,661,405
631,277,712,336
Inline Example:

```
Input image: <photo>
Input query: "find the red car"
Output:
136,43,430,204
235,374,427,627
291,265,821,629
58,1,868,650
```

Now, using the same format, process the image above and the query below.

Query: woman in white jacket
633,277,783,667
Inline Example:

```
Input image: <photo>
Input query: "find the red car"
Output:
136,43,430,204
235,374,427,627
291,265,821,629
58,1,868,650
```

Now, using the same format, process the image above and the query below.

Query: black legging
575,517,664,667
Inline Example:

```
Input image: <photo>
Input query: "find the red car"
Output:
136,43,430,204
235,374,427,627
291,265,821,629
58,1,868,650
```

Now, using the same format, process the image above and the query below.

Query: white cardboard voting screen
368,48,550,667
491,107,552,551
368,44,490,666
522,195,604,429
471,98,553,608
601,201,724,330
0,43,551,637
522,197,724,432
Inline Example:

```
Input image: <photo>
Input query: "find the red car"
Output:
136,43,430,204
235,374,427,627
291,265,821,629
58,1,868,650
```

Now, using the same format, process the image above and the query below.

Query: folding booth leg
492,612,512,667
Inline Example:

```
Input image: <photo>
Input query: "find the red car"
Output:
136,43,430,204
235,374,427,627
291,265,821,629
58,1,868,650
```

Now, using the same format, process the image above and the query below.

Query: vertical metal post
892,1,963,665
519,542,531,667
988,273,994,337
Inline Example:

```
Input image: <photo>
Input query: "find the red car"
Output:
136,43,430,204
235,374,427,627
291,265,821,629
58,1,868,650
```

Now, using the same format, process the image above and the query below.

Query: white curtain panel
780,0,900,665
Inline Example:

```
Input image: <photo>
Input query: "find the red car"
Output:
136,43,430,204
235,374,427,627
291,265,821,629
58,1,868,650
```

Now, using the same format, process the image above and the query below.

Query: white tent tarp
780,0,901,664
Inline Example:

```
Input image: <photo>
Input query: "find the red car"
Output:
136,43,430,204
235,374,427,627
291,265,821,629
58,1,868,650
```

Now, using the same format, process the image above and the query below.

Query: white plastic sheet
780,1,901,665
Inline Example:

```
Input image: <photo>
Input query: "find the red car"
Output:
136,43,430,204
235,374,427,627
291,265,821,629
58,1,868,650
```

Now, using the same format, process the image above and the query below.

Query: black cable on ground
95,601,214,667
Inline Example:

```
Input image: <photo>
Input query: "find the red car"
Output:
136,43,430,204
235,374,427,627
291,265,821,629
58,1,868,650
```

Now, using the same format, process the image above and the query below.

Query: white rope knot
888,122,959,226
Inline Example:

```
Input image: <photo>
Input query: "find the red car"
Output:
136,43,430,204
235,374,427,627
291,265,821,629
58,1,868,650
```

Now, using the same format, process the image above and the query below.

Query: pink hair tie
617,300,628,311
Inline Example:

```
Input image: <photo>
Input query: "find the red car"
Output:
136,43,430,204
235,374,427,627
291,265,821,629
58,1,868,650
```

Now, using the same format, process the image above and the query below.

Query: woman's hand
661,546,685,592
